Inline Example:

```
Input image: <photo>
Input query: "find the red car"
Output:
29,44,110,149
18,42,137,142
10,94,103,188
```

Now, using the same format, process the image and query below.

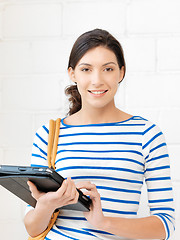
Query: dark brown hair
65,28,126,116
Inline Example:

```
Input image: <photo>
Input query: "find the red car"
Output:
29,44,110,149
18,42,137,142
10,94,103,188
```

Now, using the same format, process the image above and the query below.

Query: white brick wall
0,41,32,74
63,1,127,36
2,4,62,37
157,37,180,71
127,0,180,34
0,0,180,239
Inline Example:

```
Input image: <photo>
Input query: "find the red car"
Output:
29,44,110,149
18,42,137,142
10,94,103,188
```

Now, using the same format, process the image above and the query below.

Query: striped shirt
27,116,175,240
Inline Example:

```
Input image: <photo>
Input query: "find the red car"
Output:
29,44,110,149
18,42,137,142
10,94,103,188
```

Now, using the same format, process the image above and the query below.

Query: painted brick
31,39,70,74
0,113,33,147
137,181,150,217
0,187,22,221
0,148,3,164
0,78,2,111
3,147,32,166
33,111,65,134
0,41,31,74
159,109,180,144
0,91,2,111
168,145,180,181
127,0,180,34
122,37,156,72
0,220,28,239
157,37,180,71
114,80,126,109
172,182,180,231
0,77,2,90
2,3,62,37
2,75,63,110
63,1,126,36
172,220,180,240
0,5,2,39
125,107,160,124
126,74,180,108
0,0,180,239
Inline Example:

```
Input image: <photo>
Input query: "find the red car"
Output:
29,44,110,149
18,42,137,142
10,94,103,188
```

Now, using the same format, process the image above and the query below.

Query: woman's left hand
76,181,105,229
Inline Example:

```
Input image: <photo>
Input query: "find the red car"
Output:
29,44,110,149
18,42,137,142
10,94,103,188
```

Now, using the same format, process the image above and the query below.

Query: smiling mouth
88,90,108,95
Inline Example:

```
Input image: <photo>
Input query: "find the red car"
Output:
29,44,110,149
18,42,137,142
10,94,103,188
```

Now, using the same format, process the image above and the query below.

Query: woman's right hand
25,178,79,237
27,177,79,212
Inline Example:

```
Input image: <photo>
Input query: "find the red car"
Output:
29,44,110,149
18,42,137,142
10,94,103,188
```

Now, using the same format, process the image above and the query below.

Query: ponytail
65,84,81,116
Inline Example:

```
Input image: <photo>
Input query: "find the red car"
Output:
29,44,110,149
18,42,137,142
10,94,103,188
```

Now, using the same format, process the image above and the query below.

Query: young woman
24,29,175,240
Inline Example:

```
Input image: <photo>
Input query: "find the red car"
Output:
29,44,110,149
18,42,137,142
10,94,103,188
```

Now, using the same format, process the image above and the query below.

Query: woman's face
68,46,124,111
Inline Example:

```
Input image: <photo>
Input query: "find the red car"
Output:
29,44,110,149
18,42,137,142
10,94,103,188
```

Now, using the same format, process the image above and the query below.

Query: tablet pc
0,165,91,212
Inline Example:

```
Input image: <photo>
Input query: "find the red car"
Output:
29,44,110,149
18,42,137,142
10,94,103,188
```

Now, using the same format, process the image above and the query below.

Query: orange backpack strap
47,118,61,169
28,118,61,240
27,210,60,240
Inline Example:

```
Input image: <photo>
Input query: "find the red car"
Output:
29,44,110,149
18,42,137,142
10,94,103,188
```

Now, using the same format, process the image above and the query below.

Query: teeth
90,90,106,94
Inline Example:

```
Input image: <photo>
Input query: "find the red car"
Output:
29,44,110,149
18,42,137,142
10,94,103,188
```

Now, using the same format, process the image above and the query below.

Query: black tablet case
0,165,91,212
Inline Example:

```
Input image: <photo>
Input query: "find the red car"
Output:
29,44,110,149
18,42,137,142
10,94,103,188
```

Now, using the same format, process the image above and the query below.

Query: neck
78,103,120,125
65,100,133,126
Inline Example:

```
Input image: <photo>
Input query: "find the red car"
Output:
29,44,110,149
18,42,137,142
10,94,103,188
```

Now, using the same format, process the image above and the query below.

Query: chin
88,102,112,110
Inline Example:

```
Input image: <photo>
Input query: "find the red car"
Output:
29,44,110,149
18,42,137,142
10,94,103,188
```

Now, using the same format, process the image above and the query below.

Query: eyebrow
78,62,117,67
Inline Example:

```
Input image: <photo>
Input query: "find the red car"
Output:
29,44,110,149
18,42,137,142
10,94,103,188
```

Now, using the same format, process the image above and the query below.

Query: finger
76,181,96,191
72,189,79,203
56,179,68,195
63,178,77,200
69,184,78,200
27,180,35,188
83,189,100,198
27,181,43,200
76,181,91,188
27,181,38,193
56,178,73,199
64,189,79,205
69,178,78,198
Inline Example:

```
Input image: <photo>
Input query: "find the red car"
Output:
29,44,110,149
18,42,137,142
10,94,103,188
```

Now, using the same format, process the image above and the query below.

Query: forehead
78,46,118,65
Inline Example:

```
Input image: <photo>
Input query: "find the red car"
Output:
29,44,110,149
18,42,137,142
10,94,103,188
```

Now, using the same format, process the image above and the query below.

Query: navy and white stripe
27,116,175,240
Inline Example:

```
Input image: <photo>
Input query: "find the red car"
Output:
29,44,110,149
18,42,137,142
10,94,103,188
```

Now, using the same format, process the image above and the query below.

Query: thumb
27,181,37,191
27,181,42,200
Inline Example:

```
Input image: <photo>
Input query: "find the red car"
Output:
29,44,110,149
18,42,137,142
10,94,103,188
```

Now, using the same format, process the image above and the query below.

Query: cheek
107,78,119,89
105,72,120,84
109,81,119,95
76,81,88,94
112,85,119,94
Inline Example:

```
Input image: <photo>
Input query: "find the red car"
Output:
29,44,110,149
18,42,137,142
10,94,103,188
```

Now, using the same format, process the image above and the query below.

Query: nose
91,71,104,87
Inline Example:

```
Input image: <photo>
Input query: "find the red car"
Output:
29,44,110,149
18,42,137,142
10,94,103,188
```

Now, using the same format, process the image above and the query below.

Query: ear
68,67,76,83
118,66,125,84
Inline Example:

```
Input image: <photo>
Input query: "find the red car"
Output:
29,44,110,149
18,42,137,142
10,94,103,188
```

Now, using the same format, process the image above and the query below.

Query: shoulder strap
47,118,61,169
28,118,61,240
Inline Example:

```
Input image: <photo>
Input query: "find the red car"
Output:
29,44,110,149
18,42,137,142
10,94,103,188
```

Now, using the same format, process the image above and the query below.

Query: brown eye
104,68,113,72
82,68,90,72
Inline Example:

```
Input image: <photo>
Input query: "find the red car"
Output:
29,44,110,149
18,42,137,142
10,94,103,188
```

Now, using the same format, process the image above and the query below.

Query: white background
0,0,180,239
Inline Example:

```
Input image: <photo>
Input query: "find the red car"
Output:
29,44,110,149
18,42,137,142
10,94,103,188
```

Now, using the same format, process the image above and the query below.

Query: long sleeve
24,123,49,215
142,121,175,239
31,124,49,168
